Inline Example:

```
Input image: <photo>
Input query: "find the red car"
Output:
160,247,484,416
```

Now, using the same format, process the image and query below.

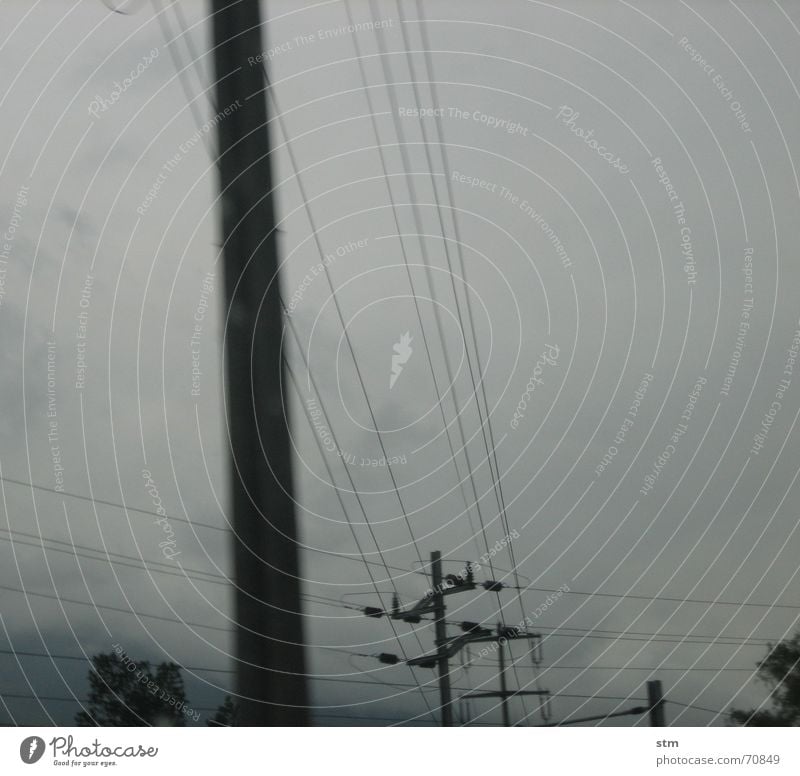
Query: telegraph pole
537,680,665,726
368,553,549,726
459,627,549,726
431,551,453,726
648,680,665,727
212,0,308,725
497,623,510,727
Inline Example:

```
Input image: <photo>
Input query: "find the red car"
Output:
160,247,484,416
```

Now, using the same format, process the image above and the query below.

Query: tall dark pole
212,0,308,725
648,680,665,727
431,551,453,726
497,625,511,727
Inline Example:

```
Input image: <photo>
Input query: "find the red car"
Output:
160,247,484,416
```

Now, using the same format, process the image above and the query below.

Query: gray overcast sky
1,0,800,726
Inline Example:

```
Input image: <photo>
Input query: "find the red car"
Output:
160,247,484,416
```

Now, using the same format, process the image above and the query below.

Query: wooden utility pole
431,551,453,726
212,0,308,725
648,680,666,727
377,552,549,725
497,624,511,727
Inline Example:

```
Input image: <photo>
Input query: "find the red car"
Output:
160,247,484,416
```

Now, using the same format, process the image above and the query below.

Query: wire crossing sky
0,0,799,727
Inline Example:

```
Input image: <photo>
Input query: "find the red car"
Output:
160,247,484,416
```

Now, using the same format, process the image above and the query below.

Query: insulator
466,564,475,585
363,606,384,618
402,614,421,624
391,594,400,616
461,621,492,637
483,580,505,592
377,653,399,665
459,696,472,725
540,691,552,722
530,637,543,666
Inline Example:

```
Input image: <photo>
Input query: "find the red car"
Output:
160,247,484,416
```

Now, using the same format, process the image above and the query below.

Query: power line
361,3,502,581
152,0,217,160
162,0,433,624
8,521,788,631
404,0,533,636
282,324,408,598
312,711,484,724
0,647,237,675
1,645,746,703
259,64,427,572
0,691,219,713
284,355,438,722
0,581,230,632
0,530,228,585
0,473,226,532
519,583,800,612
0,527,417,620
0,649,737,724
3,485,793,615
355,5,537,724
340,3,534,717
342,0,487,567
0,687,647,708
484,662,756,672
256,41,456,721
0,578,778,651
379,0,537,715
2,645,755,679
665,699,727,716
383,3,512,557
0,473,431,579
534,623,775,646
0,528,382,610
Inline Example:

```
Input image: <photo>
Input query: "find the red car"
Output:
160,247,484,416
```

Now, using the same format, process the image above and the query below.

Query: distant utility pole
498,625,510,727
536,680,665,727
431,550,453,726
458,623,549,727
212,0,308,725
648,680,666,727
367,551,549,726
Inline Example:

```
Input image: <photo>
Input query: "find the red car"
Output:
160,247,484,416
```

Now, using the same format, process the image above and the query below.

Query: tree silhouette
207,695,238,726
75,651,189,726
730,633,800,726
